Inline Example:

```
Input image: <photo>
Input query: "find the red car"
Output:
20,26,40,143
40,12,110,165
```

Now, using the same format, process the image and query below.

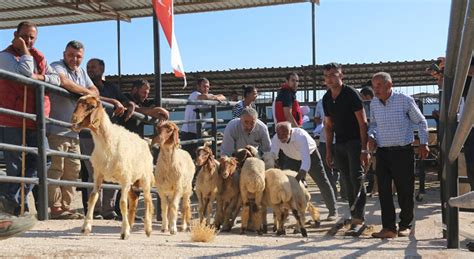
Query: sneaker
102,211,118,220
398,227,410,237
326,214,338,221
372,228,397,239
0,214,36,240
345,218,366,236
93,213,104,220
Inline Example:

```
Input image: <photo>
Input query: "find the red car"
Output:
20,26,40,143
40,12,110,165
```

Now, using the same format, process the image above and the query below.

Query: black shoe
93,213,104,220
102,211,118,220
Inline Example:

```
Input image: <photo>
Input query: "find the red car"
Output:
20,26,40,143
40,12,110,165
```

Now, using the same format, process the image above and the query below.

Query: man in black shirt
322,62,369,236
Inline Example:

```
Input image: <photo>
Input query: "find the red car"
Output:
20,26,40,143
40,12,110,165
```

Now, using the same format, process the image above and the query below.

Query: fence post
211,105,217,157
35,86,48,220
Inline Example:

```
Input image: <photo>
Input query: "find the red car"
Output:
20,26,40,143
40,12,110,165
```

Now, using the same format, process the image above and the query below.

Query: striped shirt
232,100,256,119
368,91,428,147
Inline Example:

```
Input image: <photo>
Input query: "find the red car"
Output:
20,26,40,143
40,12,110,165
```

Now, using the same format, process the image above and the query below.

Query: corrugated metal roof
106,60,438,98
0,0,319,29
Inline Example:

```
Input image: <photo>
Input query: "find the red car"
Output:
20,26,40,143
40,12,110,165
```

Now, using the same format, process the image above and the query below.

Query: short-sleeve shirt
119,93,154,137
182,91,204,134
274,85,302,126
48,60,93,138
322,85,363,143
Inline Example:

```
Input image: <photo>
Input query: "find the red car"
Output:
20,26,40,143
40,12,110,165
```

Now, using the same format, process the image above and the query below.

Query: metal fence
0,68,235,221
439,0,474,249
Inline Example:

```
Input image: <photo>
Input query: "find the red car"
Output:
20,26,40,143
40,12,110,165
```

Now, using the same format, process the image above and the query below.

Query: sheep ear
89,107,101,129
173,125,180,148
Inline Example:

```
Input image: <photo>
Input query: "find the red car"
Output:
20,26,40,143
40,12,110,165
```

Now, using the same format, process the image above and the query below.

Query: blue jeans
0,127,48,214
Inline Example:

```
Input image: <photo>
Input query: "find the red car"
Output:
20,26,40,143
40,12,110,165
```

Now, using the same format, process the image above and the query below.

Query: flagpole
153,9,162,107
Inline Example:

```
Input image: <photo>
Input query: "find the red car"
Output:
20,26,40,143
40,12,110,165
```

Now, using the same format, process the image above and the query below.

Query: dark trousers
376,146,415,231
318,142,342,199
0,127,46,214
335,139,366,220
463,129,474,190
282,149,337,215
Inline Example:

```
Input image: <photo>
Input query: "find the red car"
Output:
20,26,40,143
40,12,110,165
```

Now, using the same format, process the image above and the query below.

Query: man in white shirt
181,78,226,158
270,121,337,221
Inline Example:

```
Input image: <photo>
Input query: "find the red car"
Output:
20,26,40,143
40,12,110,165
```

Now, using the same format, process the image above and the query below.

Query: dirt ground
1,170,473,258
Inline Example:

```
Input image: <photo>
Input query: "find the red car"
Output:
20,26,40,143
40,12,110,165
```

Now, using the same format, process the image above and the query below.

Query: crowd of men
0,21,472,244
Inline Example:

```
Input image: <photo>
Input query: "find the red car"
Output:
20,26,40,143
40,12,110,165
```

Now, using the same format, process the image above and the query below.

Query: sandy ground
1,171,473,258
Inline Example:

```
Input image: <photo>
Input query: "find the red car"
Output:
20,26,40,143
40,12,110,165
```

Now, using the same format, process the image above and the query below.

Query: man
48,40,99,219
80,58,134,220
119,79,169,137
270,121,337,221
274,72,302,127
314,98,344,200
322,62,369,236
220,107,271,157
181,78,226,158
369,72,429,238
359,86,376,195
0,21,61,215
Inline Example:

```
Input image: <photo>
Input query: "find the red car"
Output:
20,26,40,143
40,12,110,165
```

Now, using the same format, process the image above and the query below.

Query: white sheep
262,168,319,237
238,146,266,235
214,155,241,231
195,144,220,225
153,121,195,234
71,95,155,240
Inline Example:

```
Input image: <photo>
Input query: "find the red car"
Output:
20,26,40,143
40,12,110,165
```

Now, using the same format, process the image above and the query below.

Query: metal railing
0,68,235,220
439,0,474,249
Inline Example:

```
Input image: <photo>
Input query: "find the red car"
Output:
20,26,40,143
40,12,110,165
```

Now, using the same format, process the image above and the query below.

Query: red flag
152,0,187,86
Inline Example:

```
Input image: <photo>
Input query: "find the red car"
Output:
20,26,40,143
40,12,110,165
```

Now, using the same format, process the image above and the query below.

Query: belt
378,144,412,151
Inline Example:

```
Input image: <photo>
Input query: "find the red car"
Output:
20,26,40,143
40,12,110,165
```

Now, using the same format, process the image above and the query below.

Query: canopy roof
0,0,319,29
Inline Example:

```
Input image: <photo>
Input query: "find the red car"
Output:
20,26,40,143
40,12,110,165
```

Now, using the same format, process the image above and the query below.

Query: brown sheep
195,144,220,225
214,156,241,232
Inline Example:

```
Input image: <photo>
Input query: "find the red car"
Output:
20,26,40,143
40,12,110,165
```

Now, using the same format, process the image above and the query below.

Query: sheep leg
214,197,223,230
254,191,264,235
240,190,249,234
198,192,205,224
167,193,180,234
230,196,242,226
261,204,268,234
143,184,153,237
81,174,103,235
127,189,139,229
207,194,216,226
119,185,132,240
181,193,192,232
203,197,211,226
160,194,169,233
292,208,308,237
274,205,284,236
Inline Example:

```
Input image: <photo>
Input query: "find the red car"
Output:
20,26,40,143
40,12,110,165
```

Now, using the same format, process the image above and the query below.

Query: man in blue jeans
322,62,370,236
0,21,60,215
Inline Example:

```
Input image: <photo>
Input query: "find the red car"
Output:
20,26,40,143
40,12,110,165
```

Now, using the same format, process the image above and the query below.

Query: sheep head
154,121,180,149
70,95,103,132
218,156,237,179
195,143,214,167
234,145,258,168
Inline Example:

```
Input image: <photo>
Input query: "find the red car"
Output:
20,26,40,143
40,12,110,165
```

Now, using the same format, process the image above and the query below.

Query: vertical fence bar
35,85,48,220
211,105,217,157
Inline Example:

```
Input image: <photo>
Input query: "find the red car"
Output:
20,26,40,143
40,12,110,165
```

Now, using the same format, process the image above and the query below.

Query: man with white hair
270,121,337,221
369,72,429,239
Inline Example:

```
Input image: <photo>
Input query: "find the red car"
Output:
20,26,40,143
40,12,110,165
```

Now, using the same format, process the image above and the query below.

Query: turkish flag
152,0,187,87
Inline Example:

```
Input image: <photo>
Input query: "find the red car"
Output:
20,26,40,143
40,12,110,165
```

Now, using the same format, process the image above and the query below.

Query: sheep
153,121,195,234
195,144,220,225
238,146,266,235
70,95,155,240
214,156,242,231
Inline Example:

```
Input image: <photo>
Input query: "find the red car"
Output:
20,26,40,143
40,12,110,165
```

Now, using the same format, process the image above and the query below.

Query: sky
0,0,451,77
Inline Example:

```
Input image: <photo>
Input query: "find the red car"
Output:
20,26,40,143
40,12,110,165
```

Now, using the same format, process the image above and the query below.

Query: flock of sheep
70,95,320,240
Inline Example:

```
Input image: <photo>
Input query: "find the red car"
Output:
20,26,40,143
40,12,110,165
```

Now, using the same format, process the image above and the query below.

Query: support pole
311,2,317,102
116,18,122,87
35,86,48,220
153,9,162,107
